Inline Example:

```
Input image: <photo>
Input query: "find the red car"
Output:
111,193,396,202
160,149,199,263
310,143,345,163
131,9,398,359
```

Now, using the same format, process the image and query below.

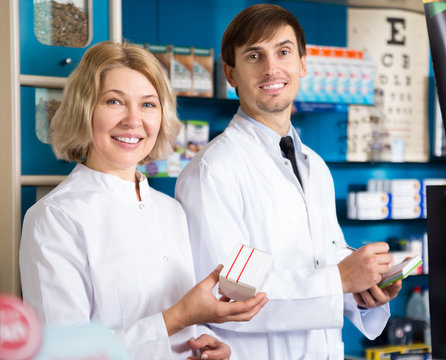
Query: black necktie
280,136,303,187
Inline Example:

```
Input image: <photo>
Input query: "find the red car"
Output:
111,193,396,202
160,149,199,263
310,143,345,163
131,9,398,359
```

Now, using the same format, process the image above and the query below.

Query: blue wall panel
121,0,158,44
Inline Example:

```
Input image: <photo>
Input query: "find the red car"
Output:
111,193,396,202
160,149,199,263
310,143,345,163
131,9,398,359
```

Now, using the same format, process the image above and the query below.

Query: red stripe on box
237,248,255,283
226,244,244,278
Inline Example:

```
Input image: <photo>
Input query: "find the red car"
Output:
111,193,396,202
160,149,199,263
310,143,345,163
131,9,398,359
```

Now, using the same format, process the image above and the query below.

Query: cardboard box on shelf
192,47,214,97
170,45,193,96
147,43,171,78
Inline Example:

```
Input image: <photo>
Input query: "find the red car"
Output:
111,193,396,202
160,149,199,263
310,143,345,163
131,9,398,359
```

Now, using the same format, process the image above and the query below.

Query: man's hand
353,255,407,308
353,279,403,308
338,242,392,294
187,334,231,360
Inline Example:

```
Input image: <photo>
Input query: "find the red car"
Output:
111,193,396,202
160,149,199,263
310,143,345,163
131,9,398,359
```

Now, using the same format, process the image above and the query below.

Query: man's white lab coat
176,114,390,360
20,163,196,360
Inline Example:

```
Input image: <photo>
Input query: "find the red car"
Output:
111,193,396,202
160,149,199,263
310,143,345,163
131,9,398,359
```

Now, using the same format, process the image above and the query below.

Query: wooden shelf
21,175,66,187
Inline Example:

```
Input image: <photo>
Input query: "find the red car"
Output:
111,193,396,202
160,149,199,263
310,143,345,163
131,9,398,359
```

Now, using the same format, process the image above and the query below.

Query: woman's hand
187,334,230,360
163,265,268,336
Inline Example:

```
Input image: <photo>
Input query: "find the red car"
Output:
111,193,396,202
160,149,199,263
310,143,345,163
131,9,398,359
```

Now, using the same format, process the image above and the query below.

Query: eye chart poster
347,8,430,162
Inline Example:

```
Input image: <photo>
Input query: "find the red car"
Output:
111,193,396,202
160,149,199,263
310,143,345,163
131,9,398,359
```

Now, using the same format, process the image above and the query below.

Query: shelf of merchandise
0,0,438,356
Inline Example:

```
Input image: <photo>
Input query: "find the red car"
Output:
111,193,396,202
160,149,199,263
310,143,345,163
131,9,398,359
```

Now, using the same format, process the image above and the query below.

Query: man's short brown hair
221,4,306,68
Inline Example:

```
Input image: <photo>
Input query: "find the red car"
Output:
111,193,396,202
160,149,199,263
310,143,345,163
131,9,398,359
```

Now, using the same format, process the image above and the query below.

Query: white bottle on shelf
406,286,426,321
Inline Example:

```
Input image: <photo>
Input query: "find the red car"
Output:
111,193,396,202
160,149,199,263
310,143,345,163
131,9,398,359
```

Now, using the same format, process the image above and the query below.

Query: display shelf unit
0,0,441,358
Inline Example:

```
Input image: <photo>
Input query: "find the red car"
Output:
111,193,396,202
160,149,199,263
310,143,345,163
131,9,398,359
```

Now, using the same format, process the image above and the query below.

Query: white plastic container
406,286,427,321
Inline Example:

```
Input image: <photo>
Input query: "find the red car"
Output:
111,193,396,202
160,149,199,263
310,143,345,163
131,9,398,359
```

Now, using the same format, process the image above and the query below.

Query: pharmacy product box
390,205,423,220
219,243,272,302
348,49,364,104
170,45,193,96
216,55,238,99
368,179,391,192
356,206,390,220
391,193,422,208
390,179,422,196
347,191,391,220
312,46,329,103
335,47,351,103
323,47,340,103
192,47,214,98
138,122,188,178
368,179,422,195
297,45,317,102
390,251,424,276
347,192,357,219
185,120,209,159
148,43,171,78
355,191,390,208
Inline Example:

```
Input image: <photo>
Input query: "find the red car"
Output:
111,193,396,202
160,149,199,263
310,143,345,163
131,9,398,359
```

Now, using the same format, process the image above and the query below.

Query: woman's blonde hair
50,41,180,164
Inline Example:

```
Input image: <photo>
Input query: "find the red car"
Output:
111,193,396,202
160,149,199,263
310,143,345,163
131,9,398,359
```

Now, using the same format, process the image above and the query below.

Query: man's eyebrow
241,39,296,55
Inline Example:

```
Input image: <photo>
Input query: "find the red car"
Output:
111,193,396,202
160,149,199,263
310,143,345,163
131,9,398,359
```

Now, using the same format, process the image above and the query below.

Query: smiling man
176,4,401,359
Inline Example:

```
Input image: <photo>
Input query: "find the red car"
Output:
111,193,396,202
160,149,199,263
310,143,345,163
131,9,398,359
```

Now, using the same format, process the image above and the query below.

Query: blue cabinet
19,0,111,219
20,0,109,77
19,0,110,176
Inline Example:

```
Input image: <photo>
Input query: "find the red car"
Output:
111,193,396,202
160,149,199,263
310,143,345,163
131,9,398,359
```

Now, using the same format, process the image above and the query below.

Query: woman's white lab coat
175,114,390,360
20,163,196,360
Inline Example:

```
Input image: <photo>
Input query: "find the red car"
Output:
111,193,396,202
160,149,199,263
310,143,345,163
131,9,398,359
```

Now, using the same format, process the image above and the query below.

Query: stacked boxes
137,120,209,178
296,45,375,105
388,179,423,220
347,178,444,220
368,179,423,219
347,191,390,220
147,44,171,77
192,47,214,98
170,45,194,97
184,120,209,160
146,43,214,97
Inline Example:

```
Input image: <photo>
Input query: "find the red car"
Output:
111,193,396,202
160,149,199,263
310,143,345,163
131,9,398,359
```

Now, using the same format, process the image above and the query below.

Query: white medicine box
219,243,272,301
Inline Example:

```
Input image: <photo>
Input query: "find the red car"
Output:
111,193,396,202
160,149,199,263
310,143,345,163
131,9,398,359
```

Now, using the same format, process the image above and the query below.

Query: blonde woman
20,41,267,360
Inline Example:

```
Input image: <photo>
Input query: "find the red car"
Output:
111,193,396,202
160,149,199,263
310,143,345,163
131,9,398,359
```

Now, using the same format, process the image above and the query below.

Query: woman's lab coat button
163,256,169,262
315,259,319,267
139,203,144,209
